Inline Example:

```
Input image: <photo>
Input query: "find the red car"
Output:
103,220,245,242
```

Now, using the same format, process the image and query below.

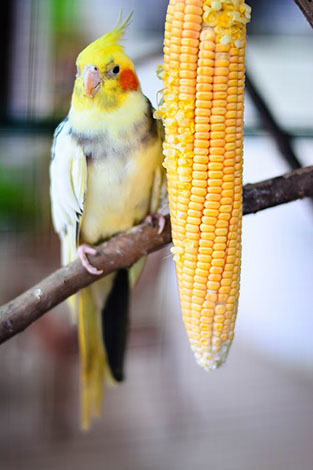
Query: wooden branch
1,165,313,345
243,165,313,214
294,0,313,28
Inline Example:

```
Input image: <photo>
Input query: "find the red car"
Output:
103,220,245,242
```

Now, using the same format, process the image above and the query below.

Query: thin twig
1,165,313,345
245,71,301,171
294,0,313,28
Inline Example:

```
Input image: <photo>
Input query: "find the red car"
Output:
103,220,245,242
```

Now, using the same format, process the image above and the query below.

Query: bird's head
72,13,140,112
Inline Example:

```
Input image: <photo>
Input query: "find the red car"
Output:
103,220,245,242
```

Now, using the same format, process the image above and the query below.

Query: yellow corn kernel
161,0,250,370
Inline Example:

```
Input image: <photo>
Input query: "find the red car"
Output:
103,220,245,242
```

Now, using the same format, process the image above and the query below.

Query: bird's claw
77,244,103,275
145,213,166,235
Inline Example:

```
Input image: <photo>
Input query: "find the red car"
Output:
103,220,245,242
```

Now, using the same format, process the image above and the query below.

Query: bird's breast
80,137,161,244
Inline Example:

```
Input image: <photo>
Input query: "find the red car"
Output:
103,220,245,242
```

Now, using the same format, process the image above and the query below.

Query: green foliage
51,0,77,34
0,166,38,229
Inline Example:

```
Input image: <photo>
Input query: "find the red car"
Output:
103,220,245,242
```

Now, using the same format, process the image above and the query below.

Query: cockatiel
50,14,166,429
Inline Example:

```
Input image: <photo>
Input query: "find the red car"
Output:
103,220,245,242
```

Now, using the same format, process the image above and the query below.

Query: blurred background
0,0,313,469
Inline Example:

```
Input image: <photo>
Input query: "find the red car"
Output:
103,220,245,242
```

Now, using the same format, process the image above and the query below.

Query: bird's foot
77,244,103,275
145,213,166,235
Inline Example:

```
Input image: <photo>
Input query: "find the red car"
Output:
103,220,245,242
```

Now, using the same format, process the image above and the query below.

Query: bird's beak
83,65,101,98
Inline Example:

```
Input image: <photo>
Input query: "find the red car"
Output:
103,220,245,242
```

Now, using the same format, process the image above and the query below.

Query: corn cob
159,0,251,370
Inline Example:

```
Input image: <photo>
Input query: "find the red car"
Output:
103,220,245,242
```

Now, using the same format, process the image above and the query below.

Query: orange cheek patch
120,68,139,91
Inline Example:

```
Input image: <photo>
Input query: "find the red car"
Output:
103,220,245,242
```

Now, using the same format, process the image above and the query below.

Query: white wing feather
50,120,87,265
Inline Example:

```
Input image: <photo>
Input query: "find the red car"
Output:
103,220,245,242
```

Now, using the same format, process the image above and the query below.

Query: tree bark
0,165,313,345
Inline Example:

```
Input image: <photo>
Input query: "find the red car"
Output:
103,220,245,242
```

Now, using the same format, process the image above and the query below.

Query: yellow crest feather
77,12,133,62
100,11,133,49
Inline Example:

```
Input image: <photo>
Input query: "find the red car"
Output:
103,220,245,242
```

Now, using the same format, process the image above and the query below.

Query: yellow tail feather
78,286,112,430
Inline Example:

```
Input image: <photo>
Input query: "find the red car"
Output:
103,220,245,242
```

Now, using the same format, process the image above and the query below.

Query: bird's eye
107,65,120,78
